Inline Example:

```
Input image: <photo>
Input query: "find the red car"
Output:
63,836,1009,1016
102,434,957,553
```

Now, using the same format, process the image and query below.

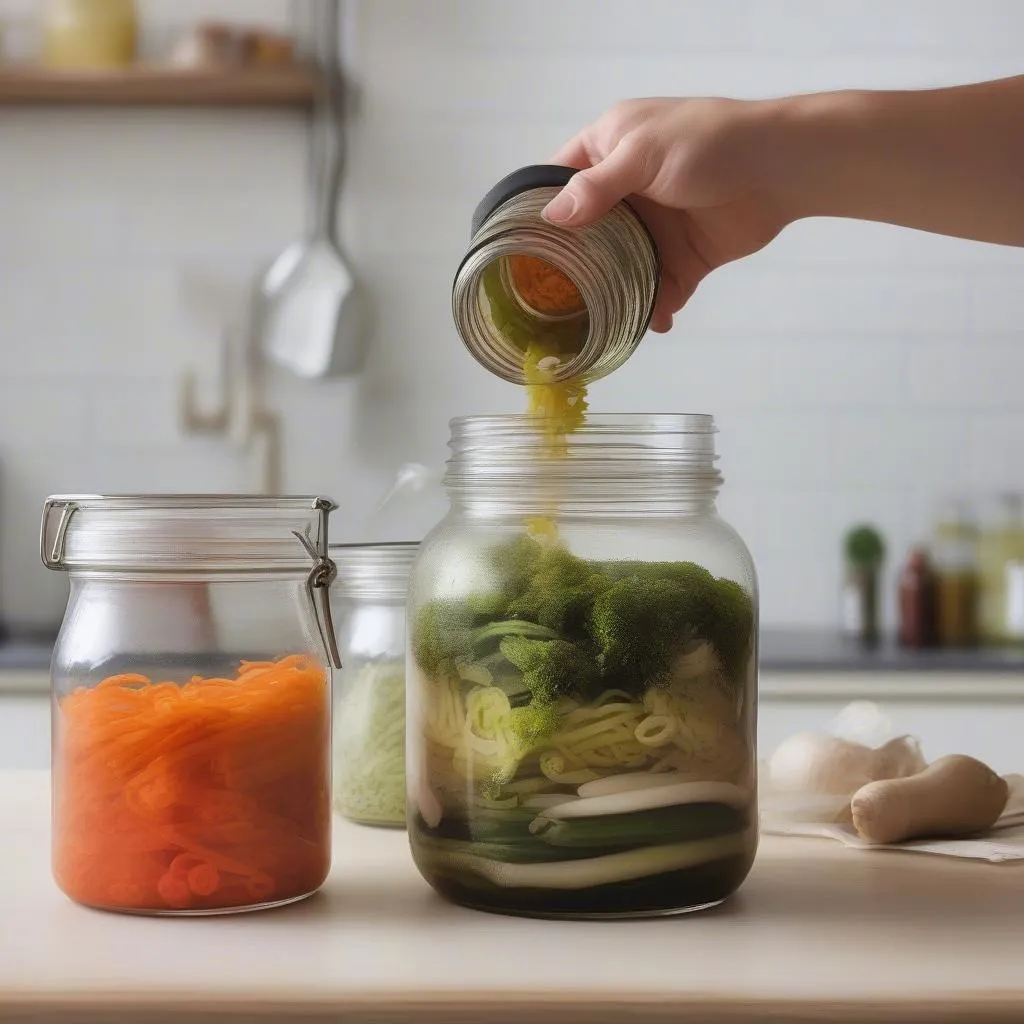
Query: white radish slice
443,832,750,890
577,772,696,799
522,793,572,810
543,781,751,819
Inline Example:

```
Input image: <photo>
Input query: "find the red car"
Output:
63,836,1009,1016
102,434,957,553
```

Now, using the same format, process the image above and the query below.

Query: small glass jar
331,542,417,828
40,494,341,916
452,165,659,385
407,415,758,919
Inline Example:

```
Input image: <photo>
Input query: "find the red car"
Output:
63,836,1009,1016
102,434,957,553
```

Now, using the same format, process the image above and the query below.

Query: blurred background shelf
0,65,319,107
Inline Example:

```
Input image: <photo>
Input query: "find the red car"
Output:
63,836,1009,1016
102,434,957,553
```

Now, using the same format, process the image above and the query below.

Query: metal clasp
40,498,80,571
293,497,342,669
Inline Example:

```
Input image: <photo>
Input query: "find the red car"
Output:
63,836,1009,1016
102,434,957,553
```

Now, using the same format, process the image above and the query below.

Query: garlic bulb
769,732,925,798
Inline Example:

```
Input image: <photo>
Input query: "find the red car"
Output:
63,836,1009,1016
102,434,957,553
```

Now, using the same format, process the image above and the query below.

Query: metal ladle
260,0,363,378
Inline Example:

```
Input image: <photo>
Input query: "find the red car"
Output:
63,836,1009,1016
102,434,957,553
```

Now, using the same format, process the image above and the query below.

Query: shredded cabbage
333,661,406,827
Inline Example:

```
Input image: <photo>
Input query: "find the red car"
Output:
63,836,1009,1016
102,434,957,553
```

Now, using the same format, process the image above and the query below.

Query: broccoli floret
509,701,563,748
412,600,480,677
506,546,610,637
589,562,754,690
498,634,599,744
412,600,558,676
705,577,755,680
590,574,707,689
465,588,510,621
486,534,547,602
498,635,598,703
415,546,754,704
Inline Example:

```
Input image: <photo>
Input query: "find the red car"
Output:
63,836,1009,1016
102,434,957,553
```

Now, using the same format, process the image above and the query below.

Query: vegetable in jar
330,541,418,828
54,657,331,913
333,661,406,825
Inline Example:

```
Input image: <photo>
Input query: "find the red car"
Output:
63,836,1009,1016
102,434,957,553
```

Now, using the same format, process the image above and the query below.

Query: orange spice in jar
507,255,585,318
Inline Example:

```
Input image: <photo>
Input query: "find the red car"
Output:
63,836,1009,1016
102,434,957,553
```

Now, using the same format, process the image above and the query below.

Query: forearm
758,76,1024,246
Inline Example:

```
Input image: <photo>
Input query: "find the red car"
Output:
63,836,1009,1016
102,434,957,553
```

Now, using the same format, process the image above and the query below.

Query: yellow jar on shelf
43,0,137,70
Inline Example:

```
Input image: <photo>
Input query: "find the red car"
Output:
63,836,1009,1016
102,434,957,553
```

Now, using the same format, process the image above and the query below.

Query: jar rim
41,493,337,575
331,541,419,602
443,414,723,516
449,413,716,435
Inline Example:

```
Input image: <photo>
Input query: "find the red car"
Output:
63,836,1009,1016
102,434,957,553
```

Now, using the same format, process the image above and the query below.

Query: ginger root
851,754,1009,844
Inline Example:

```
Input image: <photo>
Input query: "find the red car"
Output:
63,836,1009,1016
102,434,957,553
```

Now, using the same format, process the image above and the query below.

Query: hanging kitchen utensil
260,0,363,378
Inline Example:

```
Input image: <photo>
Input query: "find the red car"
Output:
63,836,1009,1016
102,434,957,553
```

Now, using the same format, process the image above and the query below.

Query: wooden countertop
2,770,1023,1024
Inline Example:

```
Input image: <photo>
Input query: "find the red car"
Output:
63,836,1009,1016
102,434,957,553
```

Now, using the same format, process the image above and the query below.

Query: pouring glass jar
40,494,340,916
452,165,659,385
406,415,759,918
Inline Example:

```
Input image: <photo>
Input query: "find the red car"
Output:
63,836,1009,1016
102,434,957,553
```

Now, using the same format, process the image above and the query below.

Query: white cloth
762,773,1024,863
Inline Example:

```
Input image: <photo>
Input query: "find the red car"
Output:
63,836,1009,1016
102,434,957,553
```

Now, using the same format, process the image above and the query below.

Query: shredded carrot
53,654,331,913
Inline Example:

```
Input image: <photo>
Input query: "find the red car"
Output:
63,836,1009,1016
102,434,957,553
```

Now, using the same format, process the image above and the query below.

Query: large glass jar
331,542,417,828
407,415,758,918
40,494,341,916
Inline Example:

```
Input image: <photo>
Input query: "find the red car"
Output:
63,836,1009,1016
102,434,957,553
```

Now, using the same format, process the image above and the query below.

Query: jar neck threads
443,414,722,517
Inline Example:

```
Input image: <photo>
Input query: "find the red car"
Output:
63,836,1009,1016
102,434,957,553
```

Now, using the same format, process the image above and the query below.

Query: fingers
648,307,674,334
549,134,592,170
542,133,656,227
648,275,684,333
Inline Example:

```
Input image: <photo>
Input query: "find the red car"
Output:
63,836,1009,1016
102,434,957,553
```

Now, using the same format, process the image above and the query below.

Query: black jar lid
470,164,579,237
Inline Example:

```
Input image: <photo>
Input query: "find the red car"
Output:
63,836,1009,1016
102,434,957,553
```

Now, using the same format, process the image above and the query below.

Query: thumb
542,135,653,227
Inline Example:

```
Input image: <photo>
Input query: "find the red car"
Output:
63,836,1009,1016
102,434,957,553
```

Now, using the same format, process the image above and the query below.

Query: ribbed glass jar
331,542,418,828
406,415,758,919
452,165,659,385
40,494,339,916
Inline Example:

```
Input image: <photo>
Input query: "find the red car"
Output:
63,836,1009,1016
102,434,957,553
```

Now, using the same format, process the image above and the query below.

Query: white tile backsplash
0,0,1022,630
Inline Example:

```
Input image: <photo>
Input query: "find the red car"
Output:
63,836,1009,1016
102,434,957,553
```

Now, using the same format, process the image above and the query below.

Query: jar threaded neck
444,414,722,516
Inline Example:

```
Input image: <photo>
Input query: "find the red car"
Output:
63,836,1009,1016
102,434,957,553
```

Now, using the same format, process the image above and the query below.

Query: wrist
749,89,878,223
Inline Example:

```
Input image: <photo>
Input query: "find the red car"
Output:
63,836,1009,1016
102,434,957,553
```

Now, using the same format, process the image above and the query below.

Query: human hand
544,97,791,333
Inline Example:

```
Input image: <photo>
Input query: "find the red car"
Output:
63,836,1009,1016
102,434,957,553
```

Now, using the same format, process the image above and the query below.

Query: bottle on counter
977,494,1024,646
841,524,886,647
931,499,978,648
897,546,937,649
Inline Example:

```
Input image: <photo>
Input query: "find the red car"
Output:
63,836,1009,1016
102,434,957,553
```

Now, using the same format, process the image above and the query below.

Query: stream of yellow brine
523,342,589,543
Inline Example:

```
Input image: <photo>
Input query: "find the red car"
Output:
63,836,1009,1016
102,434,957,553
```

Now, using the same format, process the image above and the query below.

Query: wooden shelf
0,64,319,108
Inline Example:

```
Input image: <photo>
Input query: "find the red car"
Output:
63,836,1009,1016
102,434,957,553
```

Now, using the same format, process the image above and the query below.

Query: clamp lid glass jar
41,494,340,916
331,541,418,828
452,165,659,385
406,414,758,919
